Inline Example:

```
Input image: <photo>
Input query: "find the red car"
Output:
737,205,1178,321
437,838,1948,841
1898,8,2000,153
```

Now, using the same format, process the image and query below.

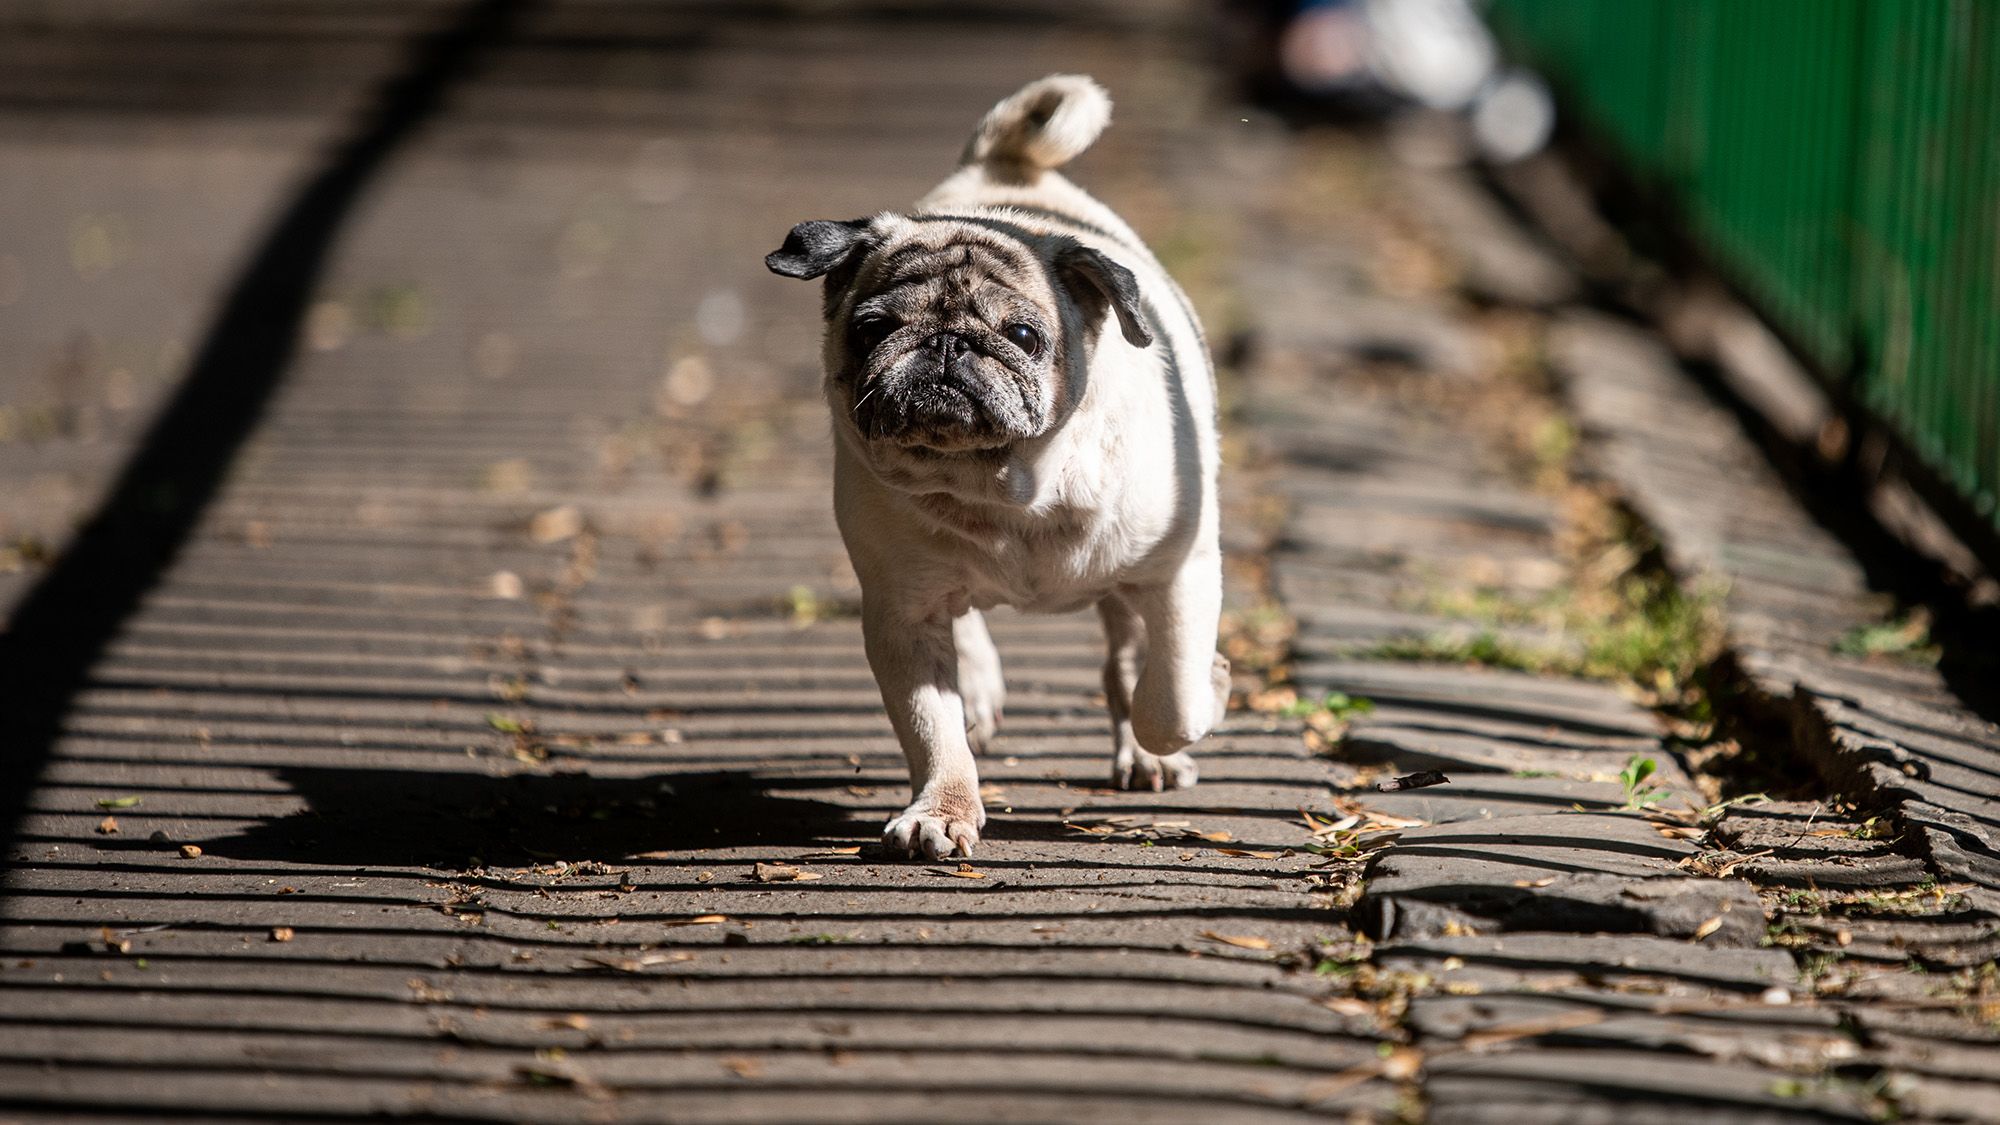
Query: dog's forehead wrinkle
881,230,1038,276
857,268,1047,332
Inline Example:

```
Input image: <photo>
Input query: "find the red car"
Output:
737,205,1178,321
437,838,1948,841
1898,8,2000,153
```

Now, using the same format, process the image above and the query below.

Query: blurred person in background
1225,0,1554,161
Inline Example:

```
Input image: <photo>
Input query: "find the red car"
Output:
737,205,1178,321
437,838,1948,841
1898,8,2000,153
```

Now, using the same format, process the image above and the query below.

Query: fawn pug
766,75,1227,859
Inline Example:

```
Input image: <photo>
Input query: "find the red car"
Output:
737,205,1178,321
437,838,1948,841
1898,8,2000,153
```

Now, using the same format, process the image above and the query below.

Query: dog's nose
923,331,972,359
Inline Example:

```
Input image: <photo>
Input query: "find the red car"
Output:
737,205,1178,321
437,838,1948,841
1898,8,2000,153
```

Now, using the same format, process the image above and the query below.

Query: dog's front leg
864,603,985,859
1126,548,1230,761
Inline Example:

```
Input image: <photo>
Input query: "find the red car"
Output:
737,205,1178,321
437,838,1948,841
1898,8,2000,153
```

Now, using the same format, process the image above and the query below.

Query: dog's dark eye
1004,323,1044,357
851,316,897,351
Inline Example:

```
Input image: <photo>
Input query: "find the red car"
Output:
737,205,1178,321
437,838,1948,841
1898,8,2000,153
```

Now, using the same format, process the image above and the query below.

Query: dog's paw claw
883,801,982,860
1110,746,1199,791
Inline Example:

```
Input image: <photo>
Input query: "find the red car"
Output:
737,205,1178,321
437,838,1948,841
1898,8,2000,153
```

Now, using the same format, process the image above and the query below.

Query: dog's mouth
853,371,1030,452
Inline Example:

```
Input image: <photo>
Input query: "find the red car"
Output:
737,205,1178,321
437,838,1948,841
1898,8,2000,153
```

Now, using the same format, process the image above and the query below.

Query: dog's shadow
199,767,862,868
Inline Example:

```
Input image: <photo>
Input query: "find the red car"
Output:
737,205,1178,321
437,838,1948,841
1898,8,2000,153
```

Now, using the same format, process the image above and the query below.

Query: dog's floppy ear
1054,243,1152,349
766,218,875,280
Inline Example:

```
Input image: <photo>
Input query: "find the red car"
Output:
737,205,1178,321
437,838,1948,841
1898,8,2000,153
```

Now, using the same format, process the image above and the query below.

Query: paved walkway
3,2,1997,1122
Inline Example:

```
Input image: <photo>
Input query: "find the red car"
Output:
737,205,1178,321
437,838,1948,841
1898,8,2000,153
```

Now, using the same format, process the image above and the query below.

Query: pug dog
766,75,1228,859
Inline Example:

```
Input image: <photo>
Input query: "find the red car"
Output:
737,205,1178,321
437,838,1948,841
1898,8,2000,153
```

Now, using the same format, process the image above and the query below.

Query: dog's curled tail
961,74,1111,173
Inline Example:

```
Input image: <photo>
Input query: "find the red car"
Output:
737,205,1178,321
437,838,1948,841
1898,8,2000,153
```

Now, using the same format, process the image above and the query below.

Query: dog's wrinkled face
767,216,1151,461
844,235,1058,451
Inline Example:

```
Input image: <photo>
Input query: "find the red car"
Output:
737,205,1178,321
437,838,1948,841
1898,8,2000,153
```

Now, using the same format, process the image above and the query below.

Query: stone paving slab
1552,313,2000,927
1448,160,2000,1118
1216,144,1913,1119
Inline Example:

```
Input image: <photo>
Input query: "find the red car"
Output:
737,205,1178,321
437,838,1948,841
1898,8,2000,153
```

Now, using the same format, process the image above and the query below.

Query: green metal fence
1488,0,2000,538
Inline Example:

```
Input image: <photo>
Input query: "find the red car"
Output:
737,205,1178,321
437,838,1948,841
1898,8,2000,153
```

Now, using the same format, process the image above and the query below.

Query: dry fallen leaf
948,864,985,879
541,1013,591,1030
178,844,202,859
1200,931,1273,951
529,504,583,544
269,927,295,943
1320,996,1375,1017
1654,824,1705,840
1693,916,1724,941
1362,812,1427,830
1460,1009,1605,1050
1194,830,1234,842
515,1063,597,1091
1310,814,1364,837
665,914,729,926
1511,876,1558,888
721,1056,764,1080
1379,1045,1424,1081
1301,1061,1386,1103
1216,848,1282,859
751,863,822,883
1376,770,1450,792
96,816,119,835
579,951,694,973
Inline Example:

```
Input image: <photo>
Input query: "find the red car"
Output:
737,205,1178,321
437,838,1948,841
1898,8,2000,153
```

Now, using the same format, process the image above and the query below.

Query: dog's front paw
882,787,984,859
1111,745,1199,792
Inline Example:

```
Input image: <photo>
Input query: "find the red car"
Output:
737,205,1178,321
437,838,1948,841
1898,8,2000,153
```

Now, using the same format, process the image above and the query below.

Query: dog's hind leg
1099,593,1198,791
953,608,1004,755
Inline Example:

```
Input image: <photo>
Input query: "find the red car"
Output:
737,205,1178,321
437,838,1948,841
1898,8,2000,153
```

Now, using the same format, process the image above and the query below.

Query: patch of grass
1369,571,1722,706
362,282,433,339
1799,949,1844,983
1577,573,1720,699
1281,691,1375,723
1618,755,1667,810
1367,630,1562,675
1781,889,1828,914
1417,586,1568,630
1314,953,1364,977
1764,918,1809,949
1529,415,1578,477
1834,608,1940,665
1843,879,1970,916
776,586,859,628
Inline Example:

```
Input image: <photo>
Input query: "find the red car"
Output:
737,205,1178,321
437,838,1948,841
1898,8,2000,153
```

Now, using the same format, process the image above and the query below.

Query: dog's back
918,77,1156,283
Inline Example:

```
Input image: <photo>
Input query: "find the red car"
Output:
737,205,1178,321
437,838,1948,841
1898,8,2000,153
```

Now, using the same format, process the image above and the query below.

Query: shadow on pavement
0,0,534,846
197,767,858,867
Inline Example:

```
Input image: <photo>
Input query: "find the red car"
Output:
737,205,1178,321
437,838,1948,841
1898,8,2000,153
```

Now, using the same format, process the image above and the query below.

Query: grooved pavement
6,3,1998,1123
0,3,1392,1121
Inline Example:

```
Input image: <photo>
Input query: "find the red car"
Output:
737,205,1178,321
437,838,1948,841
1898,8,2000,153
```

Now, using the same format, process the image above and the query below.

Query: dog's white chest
954,512,1128,614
